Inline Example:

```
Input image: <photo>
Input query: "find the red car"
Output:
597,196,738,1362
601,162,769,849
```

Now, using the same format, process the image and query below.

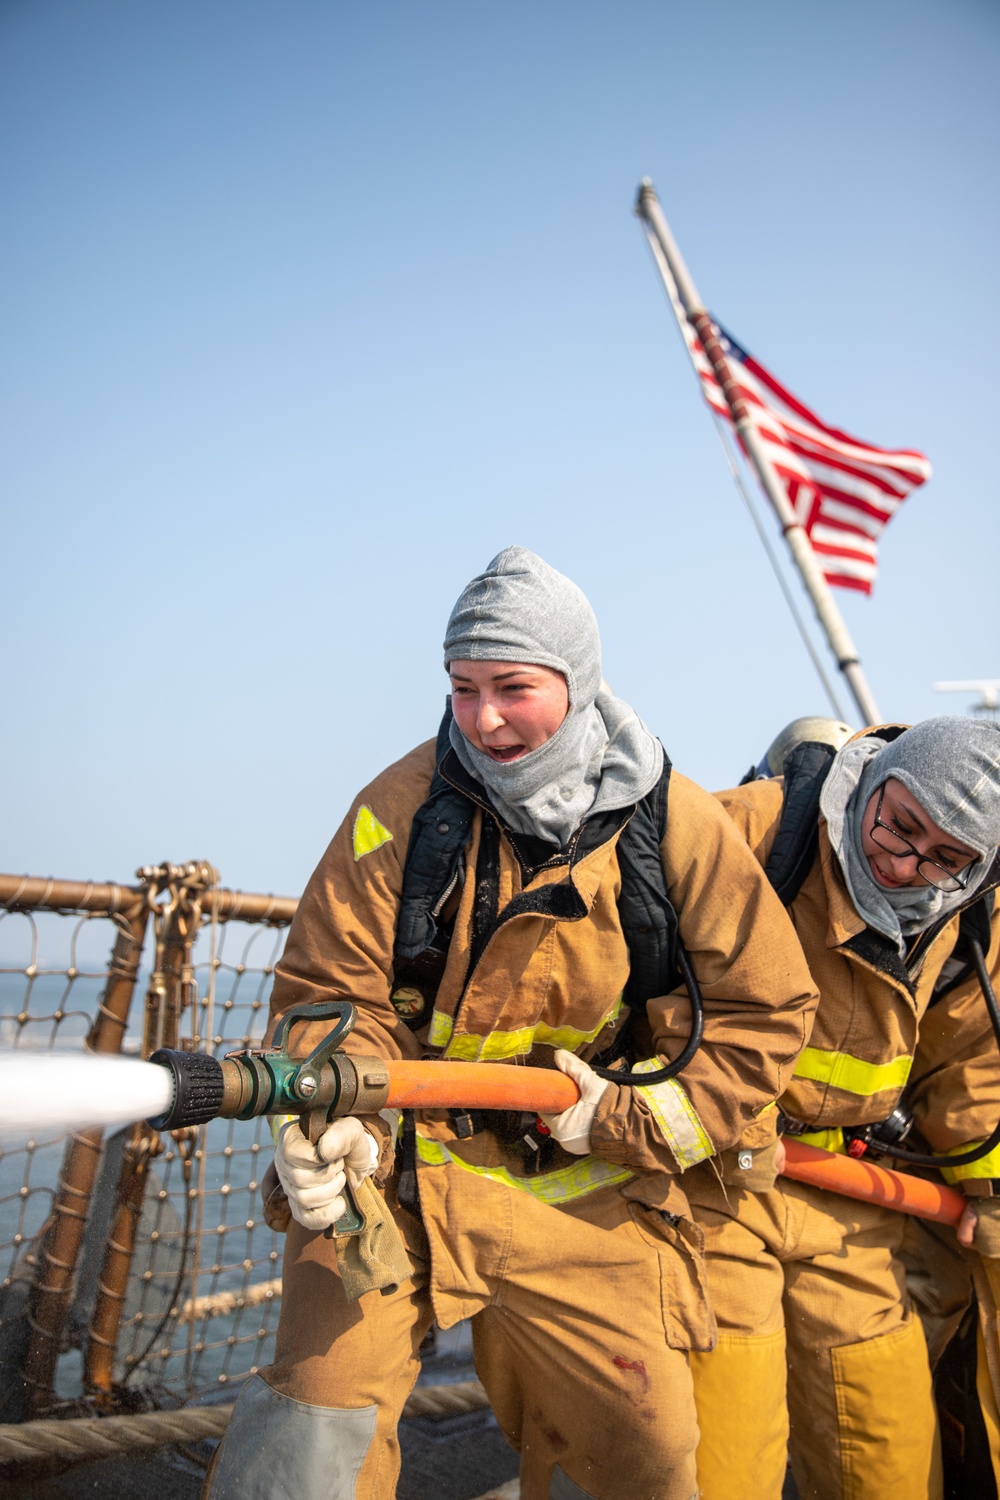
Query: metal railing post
20,891,150,1414
83,862,217,1400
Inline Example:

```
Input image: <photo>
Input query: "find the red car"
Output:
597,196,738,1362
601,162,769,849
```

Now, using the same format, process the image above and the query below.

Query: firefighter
688,717,1000,1500
202,546,817,1500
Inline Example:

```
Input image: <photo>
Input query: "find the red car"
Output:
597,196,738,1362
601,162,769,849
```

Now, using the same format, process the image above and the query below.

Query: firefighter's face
860,777,978,891
448,660,569,762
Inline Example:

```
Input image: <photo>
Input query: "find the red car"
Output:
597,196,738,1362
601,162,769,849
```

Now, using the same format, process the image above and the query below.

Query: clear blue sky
2,0,998,897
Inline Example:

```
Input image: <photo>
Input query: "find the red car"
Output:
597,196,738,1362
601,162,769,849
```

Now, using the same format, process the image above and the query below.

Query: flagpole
712,419,851,723
635,178,882,727
634,200,851,723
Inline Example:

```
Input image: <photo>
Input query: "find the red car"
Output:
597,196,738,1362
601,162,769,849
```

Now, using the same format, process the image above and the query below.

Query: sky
2,0,998,900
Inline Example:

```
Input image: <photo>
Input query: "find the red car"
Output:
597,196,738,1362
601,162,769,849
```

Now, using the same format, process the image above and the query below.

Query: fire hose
779,1138,963,1226
147,998,967,1232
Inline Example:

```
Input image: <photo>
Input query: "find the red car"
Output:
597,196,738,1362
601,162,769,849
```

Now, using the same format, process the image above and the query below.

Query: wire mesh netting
0,892,150,1422
0,874,297,1415
114,911,289,1402
0,905,136,1302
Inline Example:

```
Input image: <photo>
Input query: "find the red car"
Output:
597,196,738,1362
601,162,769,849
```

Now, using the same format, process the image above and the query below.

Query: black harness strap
615,759,681,1005
394,704,678,1013
395,704,474,964
468,812,502,975
762,740,837,907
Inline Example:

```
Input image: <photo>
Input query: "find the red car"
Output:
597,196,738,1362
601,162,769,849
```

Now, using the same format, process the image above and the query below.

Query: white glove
538,1050,610,1156
274,1116,379,1232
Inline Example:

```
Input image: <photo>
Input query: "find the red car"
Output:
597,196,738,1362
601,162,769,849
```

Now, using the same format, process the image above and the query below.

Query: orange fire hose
382,1062,967,1228
384,1060,579,1114
780,1138,965,1227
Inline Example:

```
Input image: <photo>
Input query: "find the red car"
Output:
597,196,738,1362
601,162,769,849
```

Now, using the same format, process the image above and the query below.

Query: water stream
0,1050,173,1137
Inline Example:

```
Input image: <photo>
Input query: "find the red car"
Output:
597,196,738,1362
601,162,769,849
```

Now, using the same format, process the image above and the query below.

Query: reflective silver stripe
631,1057,713,1169
206,1373,377,1499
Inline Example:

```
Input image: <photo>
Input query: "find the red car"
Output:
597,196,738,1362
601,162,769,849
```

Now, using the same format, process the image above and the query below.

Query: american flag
678,310,932,594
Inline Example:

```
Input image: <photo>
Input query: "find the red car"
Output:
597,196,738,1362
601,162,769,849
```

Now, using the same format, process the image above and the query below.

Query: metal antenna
933,680,1000,720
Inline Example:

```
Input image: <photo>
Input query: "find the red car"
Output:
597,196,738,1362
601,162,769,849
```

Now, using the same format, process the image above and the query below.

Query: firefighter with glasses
688,716,1000,1500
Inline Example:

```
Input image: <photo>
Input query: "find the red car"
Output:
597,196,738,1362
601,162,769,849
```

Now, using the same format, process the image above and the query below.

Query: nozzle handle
300,1101,365,1235
327,1180,364,1237
271,1000,356,1071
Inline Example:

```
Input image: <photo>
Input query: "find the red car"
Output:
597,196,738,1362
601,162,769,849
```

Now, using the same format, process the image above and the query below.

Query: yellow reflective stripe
631,1057,713,1169
428,1010,455,1049
794,1128,847,1155
447,1027,535,1061
415,1133,634,1204
428,997,625,1062
353,804,393,861
941,1140,1000,1183
793,1046,913,1097
269,1113,297,1147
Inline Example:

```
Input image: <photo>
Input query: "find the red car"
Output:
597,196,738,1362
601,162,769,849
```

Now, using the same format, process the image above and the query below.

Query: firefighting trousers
902,1216,1000,1494
685,1169,943,1500
203,1173,709,1500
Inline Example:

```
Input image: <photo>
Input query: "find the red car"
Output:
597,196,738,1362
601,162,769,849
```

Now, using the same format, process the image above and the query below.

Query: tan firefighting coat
269,738,817,1217
696,772,1000,1500
715,776,1000,1172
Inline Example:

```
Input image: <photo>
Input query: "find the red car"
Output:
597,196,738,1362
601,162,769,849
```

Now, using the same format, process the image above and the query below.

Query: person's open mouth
870,859,905,889
485,745,526,762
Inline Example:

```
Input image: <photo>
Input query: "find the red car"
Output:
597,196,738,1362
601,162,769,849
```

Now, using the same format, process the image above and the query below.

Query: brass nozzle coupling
146,1043,392,1130
146,1049,280,1128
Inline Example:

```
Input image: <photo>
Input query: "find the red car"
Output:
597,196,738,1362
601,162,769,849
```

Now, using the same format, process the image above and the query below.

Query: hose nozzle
145,1000,391,1133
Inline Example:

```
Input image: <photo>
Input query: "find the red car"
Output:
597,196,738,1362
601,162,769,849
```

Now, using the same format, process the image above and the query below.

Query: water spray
0,1051,173,1138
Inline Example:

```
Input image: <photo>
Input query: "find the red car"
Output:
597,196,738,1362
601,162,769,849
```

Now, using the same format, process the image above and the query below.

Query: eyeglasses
869,784,974,893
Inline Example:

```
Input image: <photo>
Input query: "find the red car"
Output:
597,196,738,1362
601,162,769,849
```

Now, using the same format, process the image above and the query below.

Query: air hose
590,939,704,1087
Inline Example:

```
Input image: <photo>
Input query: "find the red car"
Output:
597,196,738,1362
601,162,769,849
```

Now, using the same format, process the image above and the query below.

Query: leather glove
273,1116,379,1232
538,1050,610,1156
959,1196,1000,1258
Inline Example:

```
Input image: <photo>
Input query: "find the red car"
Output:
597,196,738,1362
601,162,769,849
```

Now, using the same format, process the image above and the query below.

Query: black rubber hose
591,940,705,1087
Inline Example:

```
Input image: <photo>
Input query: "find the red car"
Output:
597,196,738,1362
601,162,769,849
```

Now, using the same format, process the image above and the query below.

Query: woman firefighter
202,546,817,1500
688,716,1000,1500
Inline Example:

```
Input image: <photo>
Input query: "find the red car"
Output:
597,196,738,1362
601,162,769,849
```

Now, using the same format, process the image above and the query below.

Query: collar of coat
439,746,637,871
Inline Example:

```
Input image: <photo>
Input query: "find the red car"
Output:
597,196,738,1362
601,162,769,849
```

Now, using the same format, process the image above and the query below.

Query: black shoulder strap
615,754,681,1007
930,884,998,1005
761,725,911,907
395,723,680,1009
960,888,996,957
763,740,838,906
394,702,475,962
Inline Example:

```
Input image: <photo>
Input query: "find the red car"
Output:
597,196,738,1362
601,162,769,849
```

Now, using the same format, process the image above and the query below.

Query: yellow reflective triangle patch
353,804,393,861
